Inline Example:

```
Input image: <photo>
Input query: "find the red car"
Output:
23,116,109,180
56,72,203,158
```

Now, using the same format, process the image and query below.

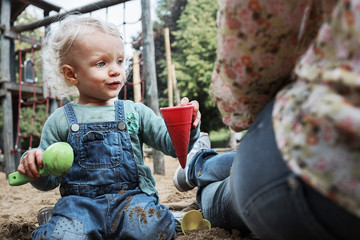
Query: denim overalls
32,100,175,240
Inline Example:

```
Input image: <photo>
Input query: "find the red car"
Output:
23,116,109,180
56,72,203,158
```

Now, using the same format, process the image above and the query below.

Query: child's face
63,30,125,106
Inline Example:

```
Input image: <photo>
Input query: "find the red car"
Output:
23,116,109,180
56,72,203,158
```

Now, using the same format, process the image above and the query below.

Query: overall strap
115,100,125,122
64,103,78,126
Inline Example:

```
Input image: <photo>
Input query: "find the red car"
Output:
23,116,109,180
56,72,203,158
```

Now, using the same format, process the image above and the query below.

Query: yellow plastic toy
180,210,211,235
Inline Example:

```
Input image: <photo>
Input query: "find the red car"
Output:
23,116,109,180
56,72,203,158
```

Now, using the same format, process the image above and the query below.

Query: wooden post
132,50,142,103
1,0,16,175
141,0,165,175
1,0,11,83
172,64,180,105
164,28,173,107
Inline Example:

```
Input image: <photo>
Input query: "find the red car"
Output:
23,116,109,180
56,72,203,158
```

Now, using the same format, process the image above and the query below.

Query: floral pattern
125,112,139,135
211,0,360,217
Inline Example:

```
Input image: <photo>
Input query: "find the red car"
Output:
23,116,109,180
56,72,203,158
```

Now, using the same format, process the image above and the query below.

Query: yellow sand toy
181,210,211,235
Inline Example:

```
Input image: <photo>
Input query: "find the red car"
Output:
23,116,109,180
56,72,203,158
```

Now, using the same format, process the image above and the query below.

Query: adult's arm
210,0,326,131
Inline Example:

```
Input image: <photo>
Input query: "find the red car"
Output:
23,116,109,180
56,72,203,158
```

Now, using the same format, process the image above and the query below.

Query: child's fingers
21,151,42,179
192,110,201,128
17,162,26,175
35,150,44,170
179,97,189,106
189,100,199,112
179,98,201,127
21,157,36,179
189,100,200,127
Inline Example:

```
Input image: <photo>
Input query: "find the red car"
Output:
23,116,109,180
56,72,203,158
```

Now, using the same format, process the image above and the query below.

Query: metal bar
12,0,132,33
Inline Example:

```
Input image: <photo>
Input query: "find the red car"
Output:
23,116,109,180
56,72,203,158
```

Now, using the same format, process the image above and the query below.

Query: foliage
19,102,47,148
171,0,224,132
209,128,231,148
153,0,225,132
153,0,188,107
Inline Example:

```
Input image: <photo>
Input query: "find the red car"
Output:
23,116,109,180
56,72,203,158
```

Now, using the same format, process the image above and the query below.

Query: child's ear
62,64,78,85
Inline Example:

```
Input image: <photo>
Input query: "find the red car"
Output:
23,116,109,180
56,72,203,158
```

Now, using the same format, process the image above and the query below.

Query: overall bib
32,100,175,240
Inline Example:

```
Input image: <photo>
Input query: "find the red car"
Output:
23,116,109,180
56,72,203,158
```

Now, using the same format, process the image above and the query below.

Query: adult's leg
231,98,360,240
187,149,249,232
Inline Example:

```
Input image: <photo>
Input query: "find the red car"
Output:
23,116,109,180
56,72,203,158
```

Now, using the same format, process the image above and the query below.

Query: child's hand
17,149,44,179
179,97,201,128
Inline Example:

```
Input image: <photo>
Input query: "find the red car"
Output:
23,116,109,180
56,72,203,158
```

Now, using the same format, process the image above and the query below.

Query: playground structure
0,0,158,176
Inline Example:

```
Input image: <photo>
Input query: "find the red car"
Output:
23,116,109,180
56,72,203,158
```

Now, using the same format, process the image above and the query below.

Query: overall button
118,122,126,131
71,124,80,132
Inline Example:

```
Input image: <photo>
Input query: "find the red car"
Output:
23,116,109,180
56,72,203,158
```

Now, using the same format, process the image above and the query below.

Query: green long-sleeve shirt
29,100,200,200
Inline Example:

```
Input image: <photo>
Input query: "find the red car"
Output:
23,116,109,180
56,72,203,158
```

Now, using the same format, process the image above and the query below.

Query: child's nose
109,64,121,77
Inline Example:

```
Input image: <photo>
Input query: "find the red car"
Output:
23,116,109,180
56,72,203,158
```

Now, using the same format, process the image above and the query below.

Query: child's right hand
17,149,44,179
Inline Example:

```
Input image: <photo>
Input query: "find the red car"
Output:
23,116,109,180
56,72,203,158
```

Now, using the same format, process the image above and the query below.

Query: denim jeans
32,189,174,239
188,98,360,240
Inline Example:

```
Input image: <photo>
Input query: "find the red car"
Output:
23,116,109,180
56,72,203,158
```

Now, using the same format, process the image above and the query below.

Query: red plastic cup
160,105,194,168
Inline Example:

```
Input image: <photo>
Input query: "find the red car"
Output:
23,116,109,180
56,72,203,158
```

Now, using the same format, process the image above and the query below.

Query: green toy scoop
8,142,74,186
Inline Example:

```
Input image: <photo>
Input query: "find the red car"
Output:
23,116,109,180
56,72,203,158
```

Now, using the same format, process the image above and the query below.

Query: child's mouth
107,82,121,89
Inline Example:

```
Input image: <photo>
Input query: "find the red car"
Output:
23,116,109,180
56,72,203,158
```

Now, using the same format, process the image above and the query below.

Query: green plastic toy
8,142,74,186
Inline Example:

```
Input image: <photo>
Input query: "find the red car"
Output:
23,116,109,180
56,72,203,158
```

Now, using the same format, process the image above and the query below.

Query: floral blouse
210,0,360,218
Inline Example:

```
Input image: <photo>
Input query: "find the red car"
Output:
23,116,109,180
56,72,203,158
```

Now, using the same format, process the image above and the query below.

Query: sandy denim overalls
32,100,174,240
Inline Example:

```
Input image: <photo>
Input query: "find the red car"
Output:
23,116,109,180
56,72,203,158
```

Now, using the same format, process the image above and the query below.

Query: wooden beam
2,82,44,98
2,92,16,174
12,0,131,33
3,29,41,45
164,28,173,107
16,0,61,12
133,50,142,103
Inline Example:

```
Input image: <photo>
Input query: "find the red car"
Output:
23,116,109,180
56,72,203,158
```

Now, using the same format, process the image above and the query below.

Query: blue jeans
188,98,360,240
32,189,174,239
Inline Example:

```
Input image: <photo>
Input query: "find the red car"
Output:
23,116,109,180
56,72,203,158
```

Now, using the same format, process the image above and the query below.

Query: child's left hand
179,97,201,128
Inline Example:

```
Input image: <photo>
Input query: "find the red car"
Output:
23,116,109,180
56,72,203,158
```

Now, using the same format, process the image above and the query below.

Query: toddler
18,15,200,240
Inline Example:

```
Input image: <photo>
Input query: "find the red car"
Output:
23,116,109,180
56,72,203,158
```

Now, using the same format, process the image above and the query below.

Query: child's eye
96,61,105,67
117,59,123,65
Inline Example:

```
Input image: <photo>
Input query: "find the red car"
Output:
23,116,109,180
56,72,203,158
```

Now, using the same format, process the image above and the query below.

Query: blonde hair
42,14,123,97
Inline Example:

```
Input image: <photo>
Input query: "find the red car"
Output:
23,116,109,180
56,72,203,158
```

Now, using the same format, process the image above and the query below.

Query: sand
0,155,256,239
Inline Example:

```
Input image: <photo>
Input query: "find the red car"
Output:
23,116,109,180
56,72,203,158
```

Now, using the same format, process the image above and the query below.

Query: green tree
171,0,224,132
153,0,188,107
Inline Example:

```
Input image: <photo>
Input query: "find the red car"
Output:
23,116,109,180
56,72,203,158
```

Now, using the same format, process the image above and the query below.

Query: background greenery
153,0,225,133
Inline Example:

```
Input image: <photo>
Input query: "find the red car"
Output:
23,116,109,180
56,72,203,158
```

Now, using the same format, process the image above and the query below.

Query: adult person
173,1,360,239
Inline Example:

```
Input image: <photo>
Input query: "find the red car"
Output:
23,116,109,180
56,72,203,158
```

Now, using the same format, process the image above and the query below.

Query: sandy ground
0,155,256,240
